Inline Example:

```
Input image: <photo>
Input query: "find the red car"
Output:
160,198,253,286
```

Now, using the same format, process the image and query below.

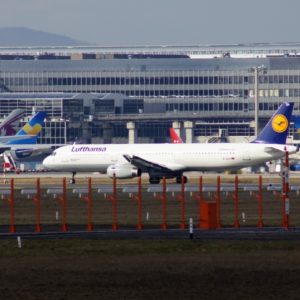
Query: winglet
252,102,294,144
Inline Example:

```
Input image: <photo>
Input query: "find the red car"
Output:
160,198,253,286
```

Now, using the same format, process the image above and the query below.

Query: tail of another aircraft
6,111,46,145
252,102,294,144
3,152,17,172
0,109,26,136
169,128,183,143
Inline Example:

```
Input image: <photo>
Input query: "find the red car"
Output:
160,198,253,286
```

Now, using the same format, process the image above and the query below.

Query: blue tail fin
6,111,46,145
252,102,293,144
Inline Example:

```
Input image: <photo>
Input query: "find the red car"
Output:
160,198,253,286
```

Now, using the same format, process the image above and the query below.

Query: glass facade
1,63,299,114
0,55,300,142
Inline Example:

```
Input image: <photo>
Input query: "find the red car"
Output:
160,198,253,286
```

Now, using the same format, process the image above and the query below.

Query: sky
0,0,299,46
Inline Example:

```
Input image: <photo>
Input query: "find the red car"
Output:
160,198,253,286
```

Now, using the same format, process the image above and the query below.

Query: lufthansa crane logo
272,114,289,133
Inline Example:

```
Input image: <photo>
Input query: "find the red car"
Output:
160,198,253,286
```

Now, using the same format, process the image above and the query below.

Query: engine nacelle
107,164,141,179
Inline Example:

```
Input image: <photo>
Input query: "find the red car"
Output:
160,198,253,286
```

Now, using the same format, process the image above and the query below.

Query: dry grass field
1,239,300,299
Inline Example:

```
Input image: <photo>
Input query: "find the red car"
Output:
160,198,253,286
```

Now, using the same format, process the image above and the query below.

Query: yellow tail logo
272,114,288,133
22,123,42,135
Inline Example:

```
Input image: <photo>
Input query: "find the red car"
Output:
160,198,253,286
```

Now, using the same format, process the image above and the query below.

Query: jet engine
107,164,141,179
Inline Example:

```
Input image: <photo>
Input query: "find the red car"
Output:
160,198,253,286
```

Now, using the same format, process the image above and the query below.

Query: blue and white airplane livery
0,111,46,146
0,111,47,171
6,111,47,145
43,103,297,184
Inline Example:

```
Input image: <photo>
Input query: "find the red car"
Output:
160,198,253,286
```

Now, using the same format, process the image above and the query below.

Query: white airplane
43,102,297,184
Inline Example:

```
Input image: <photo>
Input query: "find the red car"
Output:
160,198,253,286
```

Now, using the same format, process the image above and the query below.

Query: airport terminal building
1,44,300,143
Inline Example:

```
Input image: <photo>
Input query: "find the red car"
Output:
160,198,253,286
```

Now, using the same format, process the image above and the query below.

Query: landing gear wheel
176,176,187,184
149,177,161,184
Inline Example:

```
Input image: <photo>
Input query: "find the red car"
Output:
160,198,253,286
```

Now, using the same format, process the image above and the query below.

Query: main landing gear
149,177,161,184
176,176,187,184
149,175,188,184
70,172,76,184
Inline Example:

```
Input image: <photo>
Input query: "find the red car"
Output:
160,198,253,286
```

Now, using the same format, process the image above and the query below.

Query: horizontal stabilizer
0,134,36,144
264,147,284,155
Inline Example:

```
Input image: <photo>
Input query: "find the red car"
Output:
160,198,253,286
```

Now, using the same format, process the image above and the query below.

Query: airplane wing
0,144,62,160
123,154,184,172
9,144,61,159
0,135,36,144
13,147,52,159
0,146,13,155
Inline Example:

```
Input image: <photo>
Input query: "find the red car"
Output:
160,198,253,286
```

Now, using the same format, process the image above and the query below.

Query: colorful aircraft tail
169,128,183,143
0,109,26,136
252,102,293,144
3,152,17,172
6,111,46,145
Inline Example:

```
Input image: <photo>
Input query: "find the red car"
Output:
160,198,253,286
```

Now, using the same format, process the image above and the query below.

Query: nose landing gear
70,172,76,184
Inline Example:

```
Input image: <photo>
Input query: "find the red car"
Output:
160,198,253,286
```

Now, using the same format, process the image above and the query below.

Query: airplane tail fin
3,152,17,172
252,102,294,144
0,109,26,136
169,128,183,143
7,112,46,145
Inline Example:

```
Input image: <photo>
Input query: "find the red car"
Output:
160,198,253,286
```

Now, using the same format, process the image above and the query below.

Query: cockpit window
51,151,57,156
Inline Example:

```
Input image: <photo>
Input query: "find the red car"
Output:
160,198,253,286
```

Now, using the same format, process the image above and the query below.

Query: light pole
249,65,267,138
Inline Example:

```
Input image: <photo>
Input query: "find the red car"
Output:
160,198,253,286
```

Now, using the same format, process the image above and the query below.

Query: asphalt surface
1,226,300,241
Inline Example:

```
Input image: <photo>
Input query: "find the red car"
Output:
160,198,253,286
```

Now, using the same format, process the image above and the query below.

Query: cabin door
242,148,251,161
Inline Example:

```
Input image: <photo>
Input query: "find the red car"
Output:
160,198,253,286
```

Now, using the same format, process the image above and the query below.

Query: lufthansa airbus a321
43,102,297,184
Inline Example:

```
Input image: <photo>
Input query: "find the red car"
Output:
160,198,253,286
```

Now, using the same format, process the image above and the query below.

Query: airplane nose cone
42,156,52,169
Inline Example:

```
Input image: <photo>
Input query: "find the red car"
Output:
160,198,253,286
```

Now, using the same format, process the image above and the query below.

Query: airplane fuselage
44,142,297,173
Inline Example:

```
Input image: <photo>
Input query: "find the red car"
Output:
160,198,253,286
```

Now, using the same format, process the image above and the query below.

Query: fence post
282,147,290,229
112,174,118,231
86,177,93,231
216,176,221,229
9,178,15,233
35,178,41,232
136,176,142,230
197,176,203,228
61,177,68,232
257,175,264,228
161,177,167,230
179,175,186,229
234,175,240,228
